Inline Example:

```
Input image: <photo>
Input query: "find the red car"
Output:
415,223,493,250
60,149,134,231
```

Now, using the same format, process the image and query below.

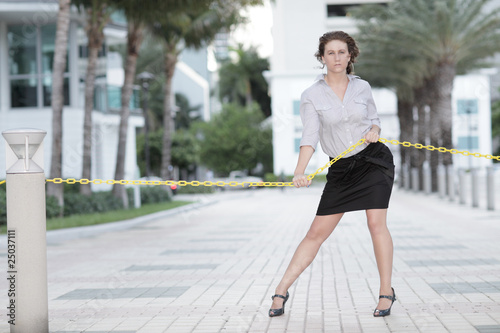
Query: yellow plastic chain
2,138,499,188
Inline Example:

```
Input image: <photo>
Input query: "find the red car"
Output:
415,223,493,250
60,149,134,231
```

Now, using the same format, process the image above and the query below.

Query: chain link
2,138,499,187
378,138,500,161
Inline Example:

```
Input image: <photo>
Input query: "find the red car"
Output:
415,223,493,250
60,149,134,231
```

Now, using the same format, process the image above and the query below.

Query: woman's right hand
292,174,312,188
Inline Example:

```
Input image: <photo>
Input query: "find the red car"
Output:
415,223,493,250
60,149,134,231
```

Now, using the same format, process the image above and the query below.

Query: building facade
0,0,146,190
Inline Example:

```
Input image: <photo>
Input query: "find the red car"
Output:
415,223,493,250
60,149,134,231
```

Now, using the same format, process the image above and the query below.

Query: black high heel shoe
268,291,289,317
373,287,396,317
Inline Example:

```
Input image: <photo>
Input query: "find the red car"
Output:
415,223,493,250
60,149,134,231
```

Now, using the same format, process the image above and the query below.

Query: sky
230,0,273,58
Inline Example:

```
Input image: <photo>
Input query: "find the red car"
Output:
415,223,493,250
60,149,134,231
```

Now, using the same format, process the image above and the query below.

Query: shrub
176,186,215,194
264,173,278,182
63,191,124,216
46,195,62,219
140,186,172,204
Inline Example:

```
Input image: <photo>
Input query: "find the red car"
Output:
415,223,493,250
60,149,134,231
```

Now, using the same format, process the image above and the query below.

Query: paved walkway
1,185,500,332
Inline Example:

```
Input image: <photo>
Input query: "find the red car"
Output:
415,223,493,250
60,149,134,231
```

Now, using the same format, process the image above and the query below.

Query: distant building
0,0,143,190
269,0,493,177
0,1,215,188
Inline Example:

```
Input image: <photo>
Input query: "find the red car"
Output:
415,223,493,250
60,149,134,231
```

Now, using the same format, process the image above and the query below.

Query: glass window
294,138,301,153
457,99,478,114
107,85,121,110
11,79,38,107
457,136,479,150
8,25,37,75
41,24,69,74
8,24,70,108
293,100,300,115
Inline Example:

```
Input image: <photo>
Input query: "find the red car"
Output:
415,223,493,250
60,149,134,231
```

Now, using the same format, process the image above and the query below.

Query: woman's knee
366,210,388,234
304,214,342,243
304,227,325,243
367,219,386,234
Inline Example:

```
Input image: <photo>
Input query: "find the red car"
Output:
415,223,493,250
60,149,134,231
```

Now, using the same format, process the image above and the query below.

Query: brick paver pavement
1,185,500,332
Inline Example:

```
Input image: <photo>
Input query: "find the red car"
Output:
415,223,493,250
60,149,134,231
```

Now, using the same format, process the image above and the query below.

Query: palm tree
76,0,113,196
111,16,145,207
352,3,429,188
149,0,261,180
218,44,271,117
47,0,71,211
353,0,500,191
110,0,221,206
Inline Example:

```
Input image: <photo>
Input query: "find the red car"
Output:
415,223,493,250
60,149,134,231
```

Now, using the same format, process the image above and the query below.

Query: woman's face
322,40,350,74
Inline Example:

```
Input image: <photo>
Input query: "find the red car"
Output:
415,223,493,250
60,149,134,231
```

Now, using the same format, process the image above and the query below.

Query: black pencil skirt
316,142,395,216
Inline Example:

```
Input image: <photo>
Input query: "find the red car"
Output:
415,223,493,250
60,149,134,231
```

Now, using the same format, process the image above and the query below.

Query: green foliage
137,128,201,177
175,93,202,130
46,196,62,219
63,191,124,216
218,45,271,117
137,130,164,177
43,200,191,232
140,186,172,204
176,186,215,194
0,185,171,226
171,129,200,170
194,103,273,175
264,173,278,182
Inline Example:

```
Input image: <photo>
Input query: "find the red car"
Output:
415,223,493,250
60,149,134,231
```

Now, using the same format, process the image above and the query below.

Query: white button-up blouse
299,74,381,158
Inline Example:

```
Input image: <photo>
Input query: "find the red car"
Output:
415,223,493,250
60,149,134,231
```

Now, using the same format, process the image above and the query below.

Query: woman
269,31,396,318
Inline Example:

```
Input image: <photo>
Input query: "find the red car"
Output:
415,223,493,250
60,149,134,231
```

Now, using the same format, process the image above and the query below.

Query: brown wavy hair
314,31,359,74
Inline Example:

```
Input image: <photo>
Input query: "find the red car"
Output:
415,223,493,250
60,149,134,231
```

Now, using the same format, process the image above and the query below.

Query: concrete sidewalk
1,186,500,332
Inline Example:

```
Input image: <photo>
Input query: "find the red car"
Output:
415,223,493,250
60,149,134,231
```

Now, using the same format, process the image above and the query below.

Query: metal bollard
458,169,466,205
404,164,410,190
487,166,495,211
447,165,454,201
438,164,446,198
471,169,479,208
3,129,49,333
411,168,419,192
423,163,432,194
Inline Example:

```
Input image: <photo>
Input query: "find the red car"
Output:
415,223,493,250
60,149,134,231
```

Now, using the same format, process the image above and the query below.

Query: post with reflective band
458,169,466,205
471,169,479,208
438,165,446,199
411,168,419,192
486,167,495,211
2,129,49,333
447,165,455,202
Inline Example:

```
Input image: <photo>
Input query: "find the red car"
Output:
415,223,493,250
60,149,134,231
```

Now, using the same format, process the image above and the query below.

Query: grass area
0,200,192,234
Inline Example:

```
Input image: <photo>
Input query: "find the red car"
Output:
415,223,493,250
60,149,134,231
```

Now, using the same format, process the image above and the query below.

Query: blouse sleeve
366,83,381,129
299,92,320,150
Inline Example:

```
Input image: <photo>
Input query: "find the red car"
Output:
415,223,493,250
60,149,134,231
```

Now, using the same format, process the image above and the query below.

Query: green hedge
63,191,124,216
0,184,173,226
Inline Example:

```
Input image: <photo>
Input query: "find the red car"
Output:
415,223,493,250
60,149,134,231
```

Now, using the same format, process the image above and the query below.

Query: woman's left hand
364,129,379,144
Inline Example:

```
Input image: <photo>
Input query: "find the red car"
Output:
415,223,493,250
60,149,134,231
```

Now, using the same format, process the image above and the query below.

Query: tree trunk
435,62,456,166
397,96,413,189
426,75,441,192
80,9,106,196
112,20,144,207
414,84,429,191
47,0,70,214
161,45,178,180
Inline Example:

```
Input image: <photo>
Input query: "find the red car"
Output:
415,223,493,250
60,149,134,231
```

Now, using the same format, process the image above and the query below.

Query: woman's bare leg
270,213,344,310
366,209,394,310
